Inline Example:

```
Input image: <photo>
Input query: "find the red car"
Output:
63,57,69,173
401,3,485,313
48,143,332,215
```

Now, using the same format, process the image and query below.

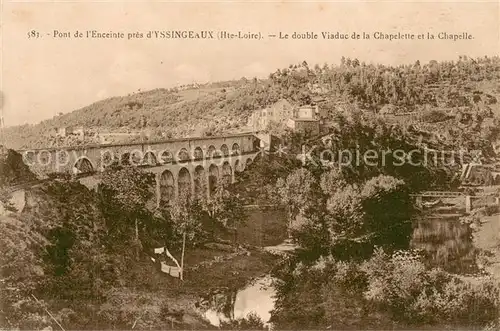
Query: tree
99,166,155,259
169,190,202,280
0,216,49,329
276,168,316,238
219,312,268,330
200,186,247,243
320,168,348,195
322,174,413,259
360,175,413,249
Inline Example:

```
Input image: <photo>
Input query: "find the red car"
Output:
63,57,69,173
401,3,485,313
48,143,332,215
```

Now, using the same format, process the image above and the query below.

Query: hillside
0,167,280,329
4,56,500,151
4,83,260,149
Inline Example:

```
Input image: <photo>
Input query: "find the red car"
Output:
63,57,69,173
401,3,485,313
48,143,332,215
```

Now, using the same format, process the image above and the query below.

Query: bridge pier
205,170,211,200
174,176,179,201
465,195,471,214
415,196,423,208
149,153,259,208
190,174,195,198
156,173,161,209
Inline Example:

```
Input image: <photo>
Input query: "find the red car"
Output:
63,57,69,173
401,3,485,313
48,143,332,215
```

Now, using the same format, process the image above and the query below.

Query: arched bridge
19,133,260,174
410,191,499,214
17,133,264,206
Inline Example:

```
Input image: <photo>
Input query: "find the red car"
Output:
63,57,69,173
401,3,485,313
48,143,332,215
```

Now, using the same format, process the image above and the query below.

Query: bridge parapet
411,191,463,198
17,133,260,175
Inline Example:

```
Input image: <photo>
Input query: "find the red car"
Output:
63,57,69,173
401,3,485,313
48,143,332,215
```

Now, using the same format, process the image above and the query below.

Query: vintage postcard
1,1,500,330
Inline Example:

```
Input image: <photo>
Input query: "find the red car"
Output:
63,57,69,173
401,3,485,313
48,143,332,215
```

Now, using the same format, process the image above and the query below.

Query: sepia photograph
1,1,500,330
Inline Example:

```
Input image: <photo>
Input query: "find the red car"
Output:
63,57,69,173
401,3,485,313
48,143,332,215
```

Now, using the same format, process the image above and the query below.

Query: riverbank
87,206,288,329
473,212,500,280
80,246,279,329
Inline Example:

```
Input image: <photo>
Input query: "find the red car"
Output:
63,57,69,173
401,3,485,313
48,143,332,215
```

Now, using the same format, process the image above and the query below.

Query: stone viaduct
18,133,264,206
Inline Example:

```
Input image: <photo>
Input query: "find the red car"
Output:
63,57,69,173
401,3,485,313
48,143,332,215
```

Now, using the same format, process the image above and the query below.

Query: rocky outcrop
0,147,37,188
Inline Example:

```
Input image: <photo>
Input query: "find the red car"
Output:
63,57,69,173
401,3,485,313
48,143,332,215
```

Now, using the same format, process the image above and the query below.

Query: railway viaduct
17,133,264,206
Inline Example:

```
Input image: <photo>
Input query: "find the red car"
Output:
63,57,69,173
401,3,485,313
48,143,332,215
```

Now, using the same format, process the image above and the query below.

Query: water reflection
411,216,478,274
202,276,276,327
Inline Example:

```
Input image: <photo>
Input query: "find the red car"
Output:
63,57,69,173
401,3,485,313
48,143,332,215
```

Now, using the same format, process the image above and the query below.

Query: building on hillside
54,126,85,138
296,105,317,119
247,99,295,131
247,99,325,134
285,102,322,135
311,97,327,118
255,133,281,152
55,127,69,137
286,118,320,135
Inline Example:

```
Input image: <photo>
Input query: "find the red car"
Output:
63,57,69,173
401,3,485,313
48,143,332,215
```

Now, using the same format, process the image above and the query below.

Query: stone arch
22,151,38,169
208,164,219,194
160,170,175,203
120,152,131,166
222,161,232,186
234,159,241,172
194,165,207,198
231,143,240,155
100,150,114,169
194,147,204,160
143,151,157,166
178,148,190,162
221,144,229,157
178,167,192,197
130,151,142,165
24,151,35,164
159,150,173,164
73,157,94,174
57,150,69,165
38,151,51,165
208,145,217,158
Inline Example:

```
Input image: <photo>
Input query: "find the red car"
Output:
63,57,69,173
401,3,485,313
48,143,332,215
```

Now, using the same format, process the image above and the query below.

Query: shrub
219,312,268,330
360,248,500,326
484,204,500,216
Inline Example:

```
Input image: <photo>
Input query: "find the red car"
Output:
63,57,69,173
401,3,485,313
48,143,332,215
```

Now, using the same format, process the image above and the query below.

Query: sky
1,0,499,127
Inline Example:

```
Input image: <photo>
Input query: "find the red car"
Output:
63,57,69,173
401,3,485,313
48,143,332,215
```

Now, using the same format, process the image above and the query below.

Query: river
200,206,287,327
203,275,277,327
202,205,478,328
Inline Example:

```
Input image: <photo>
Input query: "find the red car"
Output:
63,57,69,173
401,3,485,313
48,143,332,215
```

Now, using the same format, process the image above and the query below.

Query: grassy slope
4,82,256,149
5,58,500,149
3,178,285,329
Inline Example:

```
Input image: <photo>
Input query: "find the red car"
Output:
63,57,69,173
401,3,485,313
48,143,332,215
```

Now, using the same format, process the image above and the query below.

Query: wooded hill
4,56,500,151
